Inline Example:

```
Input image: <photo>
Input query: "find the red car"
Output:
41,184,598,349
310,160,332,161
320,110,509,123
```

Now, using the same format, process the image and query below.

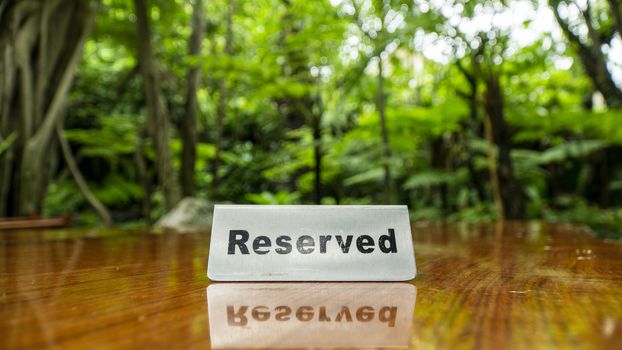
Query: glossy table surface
1,222,622,349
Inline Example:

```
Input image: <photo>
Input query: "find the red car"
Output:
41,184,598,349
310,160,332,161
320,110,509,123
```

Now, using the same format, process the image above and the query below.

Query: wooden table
1,222,621,349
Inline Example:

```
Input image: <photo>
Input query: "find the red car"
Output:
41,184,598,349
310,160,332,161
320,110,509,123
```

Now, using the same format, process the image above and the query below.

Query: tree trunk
483,73,525,220
455,59,486,203
430,137,449,212
599,151,610,208
212,0,234,194
0,0,95,216
483,104,505,219
377,58,393,204
134,128,152,224
133,0,181,211
312,94,323,204
181,0,204,197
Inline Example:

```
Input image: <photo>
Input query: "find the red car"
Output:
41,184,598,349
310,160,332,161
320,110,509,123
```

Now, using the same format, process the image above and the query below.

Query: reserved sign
207,205,416,281
207,283,416,348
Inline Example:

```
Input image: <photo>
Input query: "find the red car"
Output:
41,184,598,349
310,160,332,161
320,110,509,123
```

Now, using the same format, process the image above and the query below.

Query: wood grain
1,222,621,349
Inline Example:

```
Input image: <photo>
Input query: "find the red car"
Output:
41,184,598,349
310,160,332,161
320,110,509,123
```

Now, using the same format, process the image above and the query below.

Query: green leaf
402,170,455,190
344,168,384,186
538,140,608,164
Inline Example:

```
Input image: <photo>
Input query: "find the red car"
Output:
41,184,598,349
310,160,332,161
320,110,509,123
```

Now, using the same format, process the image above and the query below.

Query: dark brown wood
0,214,70,230
1,222,622,349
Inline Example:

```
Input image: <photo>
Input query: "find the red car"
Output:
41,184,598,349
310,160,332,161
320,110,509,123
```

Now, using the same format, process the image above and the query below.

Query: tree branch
550,1,586,49
580,1,601,47
609,0,622,37
15,15,38,138
31,6,94,150
56,122,112,226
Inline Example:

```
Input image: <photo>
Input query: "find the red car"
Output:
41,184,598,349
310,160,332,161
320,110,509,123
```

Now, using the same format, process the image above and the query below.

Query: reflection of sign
208,205,416,281
207,283,416,349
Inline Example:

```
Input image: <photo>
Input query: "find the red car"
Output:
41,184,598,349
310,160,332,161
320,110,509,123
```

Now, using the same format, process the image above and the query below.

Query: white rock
156,197,213,230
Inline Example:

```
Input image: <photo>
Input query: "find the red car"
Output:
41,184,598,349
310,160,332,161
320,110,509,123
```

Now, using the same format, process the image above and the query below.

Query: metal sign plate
207,205,416,281
206,283,416,349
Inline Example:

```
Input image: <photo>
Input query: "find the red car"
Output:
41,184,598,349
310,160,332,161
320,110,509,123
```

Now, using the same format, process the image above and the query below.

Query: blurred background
1,0,621,237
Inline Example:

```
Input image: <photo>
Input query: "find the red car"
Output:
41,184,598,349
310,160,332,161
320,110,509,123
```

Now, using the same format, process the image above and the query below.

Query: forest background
1,0,622,238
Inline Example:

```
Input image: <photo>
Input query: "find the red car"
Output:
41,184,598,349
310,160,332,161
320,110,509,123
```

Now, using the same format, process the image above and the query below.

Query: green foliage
344,168,384,187
537,140,608,164
543,197,622,240
246,191,300,204
403,170,456,190
64,114,139,162
92,175,143,206
35,0,622,239
44,181,84,217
